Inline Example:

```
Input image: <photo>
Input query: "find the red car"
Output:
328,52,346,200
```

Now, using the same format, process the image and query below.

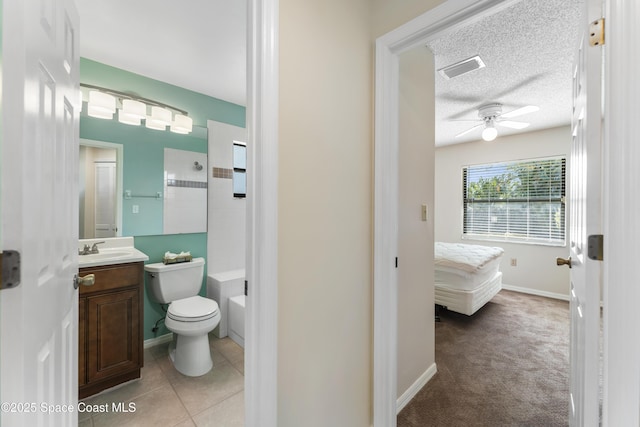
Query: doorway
374,1,579,426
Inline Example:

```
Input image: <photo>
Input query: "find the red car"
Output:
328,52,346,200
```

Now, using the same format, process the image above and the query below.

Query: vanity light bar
81,83,192,134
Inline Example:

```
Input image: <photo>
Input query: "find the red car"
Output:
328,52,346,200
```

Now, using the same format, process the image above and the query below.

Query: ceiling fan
454,103,539,141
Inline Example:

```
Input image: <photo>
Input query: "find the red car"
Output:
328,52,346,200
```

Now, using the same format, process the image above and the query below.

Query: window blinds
462,157,566,245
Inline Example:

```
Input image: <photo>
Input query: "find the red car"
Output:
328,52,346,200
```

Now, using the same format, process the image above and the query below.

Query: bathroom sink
78,237,149,268
80,250,131,261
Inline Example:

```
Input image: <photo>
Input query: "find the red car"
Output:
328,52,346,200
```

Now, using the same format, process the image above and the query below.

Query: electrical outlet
421,204,428,221
132,205,139,214
510,258,517,267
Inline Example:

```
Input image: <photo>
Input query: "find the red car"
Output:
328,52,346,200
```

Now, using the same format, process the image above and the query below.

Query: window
462,156,566,246
233,142,246,198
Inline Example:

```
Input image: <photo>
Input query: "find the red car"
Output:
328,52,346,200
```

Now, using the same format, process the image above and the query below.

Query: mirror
79,121,208,237
79,140,123,238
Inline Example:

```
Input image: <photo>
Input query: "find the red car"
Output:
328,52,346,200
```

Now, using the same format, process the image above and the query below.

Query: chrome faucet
79,241,105,255
90,241,105,254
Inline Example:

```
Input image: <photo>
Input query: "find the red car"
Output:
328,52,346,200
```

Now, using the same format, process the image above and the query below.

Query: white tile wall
163,148,208,234
207,121,247,274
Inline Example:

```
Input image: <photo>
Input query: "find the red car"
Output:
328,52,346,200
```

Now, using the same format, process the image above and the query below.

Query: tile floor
78,334,244,427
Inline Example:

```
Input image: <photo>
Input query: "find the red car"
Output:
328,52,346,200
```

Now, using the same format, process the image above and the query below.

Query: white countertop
78,237,149,268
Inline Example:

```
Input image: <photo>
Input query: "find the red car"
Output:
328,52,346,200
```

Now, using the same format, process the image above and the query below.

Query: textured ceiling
427,0,583,146
76,0,247,106
77,0,581,139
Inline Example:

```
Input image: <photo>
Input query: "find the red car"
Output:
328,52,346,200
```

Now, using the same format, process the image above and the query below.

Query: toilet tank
144,257,205,303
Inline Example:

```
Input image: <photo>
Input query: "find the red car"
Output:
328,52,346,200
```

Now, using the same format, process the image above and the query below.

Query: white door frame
602,1,640,424
376,0,640,425
373,0,553,425
246,0,279,425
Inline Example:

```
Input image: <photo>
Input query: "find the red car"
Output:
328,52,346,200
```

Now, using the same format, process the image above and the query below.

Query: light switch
132,205,139,214
421,204,428,221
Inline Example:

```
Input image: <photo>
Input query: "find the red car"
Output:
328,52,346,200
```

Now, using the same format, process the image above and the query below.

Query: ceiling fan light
122,99,147,119
482,124,498,141
170,114,193,134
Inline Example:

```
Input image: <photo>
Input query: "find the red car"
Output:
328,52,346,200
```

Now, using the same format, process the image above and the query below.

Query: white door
564,0,603,425
1,0,80,425
94,162,117,238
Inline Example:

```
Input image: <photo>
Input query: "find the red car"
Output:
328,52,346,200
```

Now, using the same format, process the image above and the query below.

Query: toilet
145,258,220,377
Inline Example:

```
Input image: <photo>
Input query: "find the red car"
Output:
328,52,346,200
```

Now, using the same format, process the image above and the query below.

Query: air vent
438,55,485,80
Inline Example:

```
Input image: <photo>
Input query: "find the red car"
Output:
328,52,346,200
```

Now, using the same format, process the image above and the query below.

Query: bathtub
228,295,245,348
207,269,245,338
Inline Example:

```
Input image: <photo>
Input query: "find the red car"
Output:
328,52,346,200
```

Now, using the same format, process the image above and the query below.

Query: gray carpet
398,290,570,427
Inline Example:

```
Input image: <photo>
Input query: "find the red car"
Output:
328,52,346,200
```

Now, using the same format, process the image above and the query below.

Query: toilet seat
168,296,219,322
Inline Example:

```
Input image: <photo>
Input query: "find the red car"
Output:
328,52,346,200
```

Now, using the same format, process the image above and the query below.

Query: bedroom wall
434,125,571,298
398,47,436,399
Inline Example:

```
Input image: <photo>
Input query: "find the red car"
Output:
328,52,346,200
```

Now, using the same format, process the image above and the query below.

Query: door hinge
0,250,21,290
587,234,604,261
245,280,248,296
589,18,605,46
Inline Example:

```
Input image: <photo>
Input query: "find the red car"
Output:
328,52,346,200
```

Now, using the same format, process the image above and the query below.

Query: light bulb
118,110,141,126
482,123,497,141
87,90,116,119
170,114,193,134
146,106,172,130
122,99,146,119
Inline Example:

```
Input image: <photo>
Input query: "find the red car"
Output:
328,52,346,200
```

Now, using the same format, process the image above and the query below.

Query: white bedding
435,257,502,290
434,242,504,315
435,242,504,274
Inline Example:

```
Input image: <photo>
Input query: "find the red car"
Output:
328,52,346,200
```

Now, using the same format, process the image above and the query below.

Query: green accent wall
80,58,245,340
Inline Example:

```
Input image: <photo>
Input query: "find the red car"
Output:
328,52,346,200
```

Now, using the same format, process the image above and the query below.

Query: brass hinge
587,235,604,261
0,250,21,290
589,18,605,46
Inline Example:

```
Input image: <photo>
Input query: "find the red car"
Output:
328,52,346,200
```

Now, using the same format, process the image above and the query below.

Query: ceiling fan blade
455,123,484,138
501,105,539,119
491,73,547,99
439,93,484,104
497,120,530,130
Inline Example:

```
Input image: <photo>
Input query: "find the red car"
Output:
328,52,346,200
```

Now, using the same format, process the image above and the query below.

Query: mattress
435,257,502,290
435,271,502,316
435,242,504,290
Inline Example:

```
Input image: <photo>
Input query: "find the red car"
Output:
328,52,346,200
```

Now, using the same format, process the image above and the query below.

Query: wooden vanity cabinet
78,261,144,399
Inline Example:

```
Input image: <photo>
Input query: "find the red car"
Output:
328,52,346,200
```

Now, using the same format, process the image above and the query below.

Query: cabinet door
87,289,140,383
79,297,86,387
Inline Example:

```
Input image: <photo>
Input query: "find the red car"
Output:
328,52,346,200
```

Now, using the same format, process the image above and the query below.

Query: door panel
1,0,80,426
567,0,603,425
94,162,117,237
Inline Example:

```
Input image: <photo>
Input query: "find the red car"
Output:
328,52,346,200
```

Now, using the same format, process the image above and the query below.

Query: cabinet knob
78,274,96,287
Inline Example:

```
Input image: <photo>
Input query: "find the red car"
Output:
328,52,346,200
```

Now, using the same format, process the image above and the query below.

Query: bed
435,242,504,316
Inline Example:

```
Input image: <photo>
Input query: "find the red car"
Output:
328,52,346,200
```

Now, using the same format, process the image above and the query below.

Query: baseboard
501,283,569,301
396,363,437,414
143,333,173,349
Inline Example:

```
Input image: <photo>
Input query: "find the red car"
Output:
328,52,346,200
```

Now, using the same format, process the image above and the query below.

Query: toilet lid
168,296,219,322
